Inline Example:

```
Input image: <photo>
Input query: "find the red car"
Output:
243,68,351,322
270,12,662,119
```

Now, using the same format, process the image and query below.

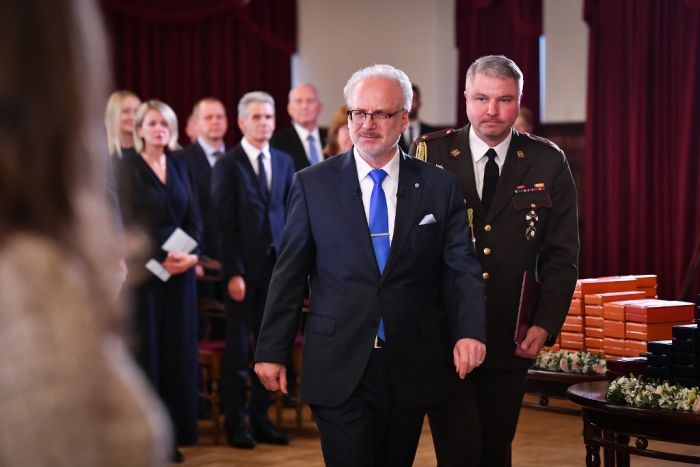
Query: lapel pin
414,182,420,188
516,150,525,159
450,149,461,158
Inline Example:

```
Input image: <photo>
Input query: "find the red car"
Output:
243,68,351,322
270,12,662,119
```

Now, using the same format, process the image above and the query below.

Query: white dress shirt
469,126,512,198
354,148,400,243
241,137,272,190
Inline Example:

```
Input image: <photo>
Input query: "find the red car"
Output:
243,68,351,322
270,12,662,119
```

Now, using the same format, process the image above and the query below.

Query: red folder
514,271,541,347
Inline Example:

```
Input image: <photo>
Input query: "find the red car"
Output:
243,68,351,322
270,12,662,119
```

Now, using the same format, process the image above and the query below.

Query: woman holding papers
118,99,203,459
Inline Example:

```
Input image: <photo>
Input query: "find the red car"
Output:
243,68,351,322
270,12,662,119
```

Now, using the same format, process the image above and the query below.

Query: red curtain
583,0,700,299
100,0,296,146
454,0,542,127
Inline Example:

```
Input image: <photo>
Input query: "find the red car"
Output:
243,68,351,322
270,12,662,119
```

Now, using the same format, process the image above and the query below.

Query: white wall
294,0,458,127
542,0,588,122
294,0,587,127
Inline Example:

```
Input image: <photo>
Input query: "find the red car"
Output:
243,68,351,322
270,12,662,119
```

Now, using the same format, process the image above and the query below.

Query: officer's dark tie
257,152,269,202
482,148,499,212
369,169,389,343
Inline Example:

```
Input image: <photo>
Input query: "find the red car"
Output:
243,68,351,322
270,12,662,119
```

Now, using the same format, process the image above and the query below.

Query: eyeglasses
347,109,405,124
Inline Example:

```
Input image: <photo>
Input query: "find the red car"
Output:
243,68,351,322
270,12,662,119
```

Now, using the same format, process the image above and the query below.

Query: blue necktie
369,169,389,341
257,152,269,202
307,134,321,165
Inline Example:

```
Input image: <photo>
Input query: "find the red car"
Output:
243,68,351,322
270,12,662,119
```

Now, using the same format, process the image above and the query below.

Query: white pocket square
419,214,437,225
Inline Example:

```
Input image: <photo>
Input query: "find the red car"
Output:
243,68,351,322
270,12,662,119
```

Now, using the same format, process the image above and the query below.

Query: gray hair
238,91,275,118
133,100,181,152
465,55,524,96
343,64,413,111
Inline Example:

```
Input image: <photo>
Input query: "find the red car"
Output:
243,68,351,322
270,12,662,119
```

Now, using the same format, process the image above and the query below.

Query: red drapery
100,0,296,146
454,0,542,127
583,0,700,299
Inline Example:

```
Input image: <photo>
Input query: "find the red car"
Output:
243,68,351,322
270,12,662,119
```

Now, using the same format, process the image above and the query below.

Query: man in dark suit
270,83,327,171
398,84,440,152
410,55,579,467
174,97,227,264
254,64,487,466
211,91,295,449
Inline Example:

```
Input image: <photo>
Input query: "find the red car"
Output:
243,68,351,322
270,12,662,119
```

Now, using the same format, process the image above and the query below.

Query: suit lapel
233,145,269,204
333,151,379,275
193,143,212,184
381,153,423,281
486,131,532,221
269,148,283,205
447,126,484,219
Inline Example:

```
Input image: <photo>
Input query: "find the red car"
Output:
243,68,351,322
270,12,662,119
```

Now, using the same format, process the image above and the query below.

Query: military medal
525,209,538,240
467,208,476,250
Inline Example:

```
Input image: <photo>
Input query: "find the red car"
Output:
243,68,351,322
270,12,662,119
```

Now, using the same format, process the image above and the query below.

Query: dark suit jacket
410,126,579,369
174,142,219,260
254,150,486,408
270,126,328,172
399,121,441,152
211,143,295,286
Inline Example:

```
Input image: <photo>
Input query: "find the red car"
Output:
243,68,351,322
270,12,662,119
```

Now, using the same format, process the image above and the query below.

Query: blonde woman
105,90,142,158
0,0,170,465
117,100,202,460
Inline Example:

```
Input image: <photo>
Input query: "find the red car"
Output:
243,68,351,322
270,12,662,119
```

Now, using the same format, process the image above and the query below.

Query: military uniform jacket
410,125,579,369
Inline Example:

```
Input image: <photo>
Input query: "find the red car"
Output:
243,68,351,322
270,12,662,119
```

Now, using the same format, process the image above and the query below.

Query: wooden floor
179,395,700,466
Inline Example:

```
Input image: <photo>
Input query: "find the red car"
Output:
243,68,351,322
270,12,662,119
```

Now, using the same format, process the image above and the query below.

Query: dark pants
428,367,528,467
310,349,425,467
221,254,276,431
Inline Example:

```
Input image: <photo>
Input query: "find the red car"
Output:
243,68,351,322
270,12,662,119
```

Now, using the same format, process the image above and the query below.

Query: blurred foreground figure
0,1,171,466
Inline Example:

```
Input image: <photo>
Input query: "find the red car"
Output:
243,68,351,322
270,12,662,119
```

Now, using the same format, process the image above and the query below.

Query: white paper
161,227,198,254
146,259,172,282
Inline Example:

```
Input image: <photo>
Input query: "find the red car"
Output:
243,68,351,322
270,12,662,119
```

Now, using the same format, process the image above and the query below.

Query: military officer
410,55,579,467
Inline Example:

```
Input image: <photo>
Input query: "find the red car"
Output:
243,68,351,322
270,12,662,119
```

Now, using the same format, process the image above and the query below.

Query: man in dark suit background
174,97,227,265
398,84,440,152
410,55,579,467
211,91,295,449
270,83,327,171
254,64,487,466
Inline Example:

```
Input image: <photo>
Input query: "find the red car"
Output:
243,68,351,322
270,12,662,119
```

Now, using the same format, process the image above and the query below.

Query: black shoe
251,417,290,445
282,394,298,408
171,448,185,463
227,422,256,449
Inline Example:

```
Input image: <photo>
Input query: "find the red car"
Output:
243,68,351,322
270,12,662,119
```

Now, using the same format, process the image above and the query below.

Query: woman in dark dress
118,100,202,461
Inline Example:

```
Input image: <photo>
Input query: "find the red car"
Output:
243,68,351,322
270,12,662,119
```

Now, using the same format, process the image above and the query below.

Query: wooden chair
198,339,225,444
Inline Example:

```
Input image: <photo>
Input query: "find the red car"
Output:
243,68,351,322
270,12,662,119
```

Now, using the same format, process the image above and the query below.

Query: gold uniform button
483,247,491,255
484,224,492,232
482,272,490,280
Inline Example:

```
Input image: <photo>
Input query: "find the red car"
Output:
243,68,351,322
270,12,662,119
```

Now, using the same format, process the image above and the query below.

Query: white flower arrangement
607,375,700,413
534,349,606,375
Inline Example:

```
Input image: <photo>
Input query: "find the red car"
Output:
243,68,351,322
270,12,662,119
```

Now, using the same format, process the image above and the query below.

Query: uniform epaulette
418,128,457,142
521,132,562,152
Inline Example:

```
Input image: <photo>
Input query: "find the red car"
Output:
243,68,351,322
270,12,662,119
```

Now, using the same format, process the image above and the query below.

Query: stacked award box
556,275,695,359
643,295,700,388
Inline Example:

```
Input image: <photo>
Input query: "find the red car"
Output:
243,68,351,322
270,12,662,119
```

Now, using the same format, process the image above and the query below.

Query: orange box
562,315,583,333
575,277,638,296
604,320,625,338
585,327,604,338
585,337,604,349
639,286,658,298
634,274,657,288
560,340,584,350
585,315,604,328
585,304,604,317
603,299,648,321
604,337,627,356
625,321,686,340
625,300,695,323
625,339,647,356
550,343,560,350
573,290,582,299
560,331,584,344
569,298,582,315
585,290,647,305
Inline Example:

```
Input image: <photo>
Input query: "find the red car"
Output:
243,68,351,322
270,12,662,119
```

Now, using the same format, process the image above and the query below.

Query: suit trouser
221,254,275,431
310,349,425,467
428,367,528,467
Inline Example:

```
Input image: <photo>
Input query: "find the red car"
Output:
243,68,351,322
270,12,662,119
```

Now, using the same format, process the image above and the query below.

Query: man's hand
453,337,486,379
254,362,287,393
515,325,549,359
228,275,246,302
162,252,198,275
